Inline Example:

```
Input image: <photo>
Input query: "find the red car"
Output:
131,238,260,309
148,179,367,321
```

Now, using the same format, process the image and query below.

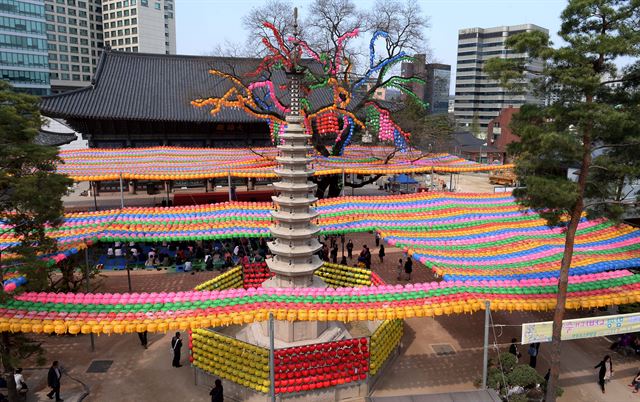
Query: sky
175,0,569,94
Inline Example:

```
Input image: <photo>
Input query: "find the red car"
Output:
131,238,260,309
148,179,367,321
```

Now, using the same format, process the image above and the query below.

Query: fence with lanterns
189,262,403,396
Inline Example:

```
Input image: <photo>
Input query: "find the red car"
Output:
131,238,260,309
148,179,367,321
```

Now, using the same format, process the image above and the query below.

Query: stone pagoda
238,14,348,347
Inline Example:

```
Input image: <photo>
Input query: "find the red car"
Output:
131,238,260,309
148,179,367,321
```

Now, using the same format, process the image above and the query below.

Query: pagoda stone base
238,273,351,347
236,319,349,349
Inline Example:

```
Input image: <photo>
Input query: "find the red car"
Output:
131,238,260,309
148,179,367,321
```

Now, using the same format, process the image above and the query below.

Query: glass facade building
0,0,50,95
427,64,451,115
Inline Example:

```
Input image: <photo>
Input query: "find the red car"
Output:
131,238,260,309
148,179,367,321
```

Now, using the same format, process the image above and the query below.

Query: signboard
522,312,640,344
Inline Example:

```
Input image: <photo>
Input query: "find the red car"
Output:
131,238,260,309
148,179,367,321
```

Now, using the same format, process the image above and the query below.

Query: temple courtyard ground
16,172,633,400
16,231,640,401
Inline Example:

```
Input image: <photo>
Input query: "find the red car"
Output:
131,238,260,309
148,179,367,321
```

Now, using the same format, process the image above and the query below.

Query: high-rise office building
425,63,451,115
101,0,175,54
454,24,547,137
400,54,451,115
43,0,175,92
0,0,50,95
44,0,104,92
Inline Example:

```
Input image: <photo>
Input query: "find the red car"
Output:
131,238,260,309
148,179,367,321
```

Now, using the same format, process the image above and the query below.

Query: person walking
171,332,183,367
346,239,353,259
509,338,521,361
137,331,148,349
528,343,540,368
363,245,371,269
594,355,613,393
330,243,338,264
210,378,224,402
396,258,403,281
378,244,385,263
375,232,381,247
403,257,413,281
46,361,63,401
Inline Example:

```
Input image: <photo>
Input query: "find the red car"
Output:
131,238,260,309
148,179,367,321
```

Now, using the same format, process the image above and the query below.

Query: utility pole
269,312,276,402
119,173,125,209
84,244,95,352
482,300,491,389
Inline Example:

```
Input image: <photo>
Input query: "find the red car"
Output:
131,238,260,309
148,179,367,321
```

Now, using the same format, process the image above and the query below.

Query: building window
154,2,160,9
141,0,147,6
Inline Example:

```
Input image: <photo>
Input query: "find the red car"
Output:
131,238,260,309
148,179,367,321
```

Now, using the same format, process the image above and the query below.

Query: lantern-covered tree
193,0,430,197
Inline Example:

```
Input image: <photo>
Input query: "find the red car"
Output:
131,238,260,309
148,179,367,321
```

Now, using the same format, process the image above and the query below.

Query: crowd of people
316,233,413,283
104,237,271,272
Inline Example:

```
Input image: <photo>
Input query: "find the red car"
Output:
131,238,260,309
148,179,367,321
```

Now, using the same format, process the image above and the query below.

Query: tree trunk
1,332,18,402
545,107,593,402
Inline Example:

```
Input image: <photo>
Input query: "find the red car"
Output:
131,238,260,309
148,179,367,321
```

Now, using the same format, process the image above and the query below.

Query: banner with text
521,312,640,344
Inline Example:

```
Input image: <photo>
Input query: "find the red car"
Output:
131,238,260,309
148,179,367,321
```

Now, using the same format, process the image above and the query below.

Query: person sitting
107,247,114,258
114,247,123,257
205,255,214,271
14,368,27,395
184,260,192,272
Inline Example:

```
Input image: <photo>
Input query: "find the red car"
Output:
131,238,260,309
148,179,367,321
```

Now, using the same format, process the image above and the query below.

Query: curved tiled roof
40,50,333,123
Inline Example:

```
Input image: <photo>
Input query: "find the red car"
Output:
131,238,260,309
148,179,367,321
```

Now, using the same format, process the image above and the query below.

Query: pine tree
485,2,640,401
0,81,72,401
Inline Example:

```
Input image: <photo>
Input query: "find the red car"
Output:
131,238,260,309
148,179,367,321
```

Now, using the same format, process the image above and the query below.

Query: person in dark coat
171,332,183,367
210,378,224,402
137,331,148,349
403,257,413,280
346,239,353,259
528,342,540,368
594,355,613,393
509,338,521,360
378,244,385,263
46,360,63,401
330,243,338,264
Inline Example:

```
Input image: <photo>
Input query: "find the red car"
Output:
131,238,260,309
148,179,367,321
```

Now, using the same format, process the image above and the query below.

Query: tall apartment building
102,0,175,54
400,54,451,115
43,0,174,92
44,0,104,92
454,24,547,137
0,0,50,94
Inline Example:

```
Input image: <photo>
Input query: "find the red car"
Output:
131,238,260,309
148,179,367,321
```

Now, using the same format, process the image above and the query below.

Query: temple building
39,49,331,148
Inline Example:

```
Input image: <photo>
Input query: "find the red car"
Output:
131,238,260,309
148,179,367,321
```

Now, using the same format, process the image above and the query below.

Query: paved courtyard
15,230,640,401
13,169,633,401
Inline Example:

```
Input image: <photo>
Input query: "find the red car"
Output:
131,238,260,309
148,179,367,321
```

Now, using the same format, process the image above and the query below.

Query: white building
454,24,547,138
102,0,175,54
